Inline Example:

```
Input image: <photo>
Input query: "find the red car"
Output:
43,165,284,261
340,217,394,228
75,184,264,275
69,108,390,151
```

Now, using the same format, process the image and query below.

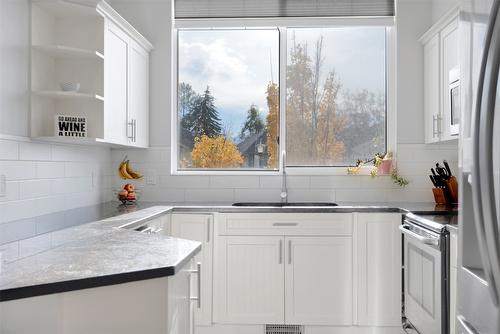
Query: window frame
171,17,396,176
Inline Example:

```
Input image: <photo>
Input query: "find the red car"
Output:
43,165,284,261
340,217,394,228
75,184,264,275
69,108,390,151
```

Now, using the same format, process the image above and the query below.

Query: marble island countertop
0,201,457,302
0,206,201,302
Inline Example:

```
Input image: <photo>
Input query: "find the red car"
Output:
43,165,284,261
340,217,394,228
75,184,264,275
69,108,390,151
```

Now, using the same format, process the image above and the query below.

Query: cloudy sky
178,27,386,138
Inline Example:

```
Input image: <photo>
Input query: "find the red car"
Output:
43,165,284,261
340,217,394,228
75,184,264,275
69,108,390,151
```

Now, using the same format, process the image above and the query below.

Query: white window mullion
279,26,287,173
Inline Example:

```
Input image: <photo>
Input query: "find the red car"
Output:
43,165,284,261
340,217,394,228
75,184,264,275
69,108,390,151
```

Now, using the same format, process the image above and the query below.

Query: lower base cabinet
355,213,402,327
214,235,353,326
0,263,192,334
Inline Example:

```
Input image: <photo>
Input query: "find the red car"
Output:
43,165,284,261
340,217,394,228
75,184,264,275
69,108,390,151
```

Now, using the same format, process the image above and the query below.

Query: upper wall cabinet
30,0,153,148
420,8,459,144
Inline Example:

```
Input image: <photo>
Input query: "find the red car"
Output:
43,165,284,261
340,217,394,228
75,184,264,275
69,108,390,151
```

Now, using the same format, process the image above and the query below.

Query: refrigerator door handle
472,0,500,306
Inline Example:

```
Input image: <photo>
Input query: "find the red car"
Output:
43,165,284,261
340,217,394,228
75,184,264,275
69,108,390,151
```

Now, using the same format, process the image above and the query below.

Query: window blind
174,0,395,19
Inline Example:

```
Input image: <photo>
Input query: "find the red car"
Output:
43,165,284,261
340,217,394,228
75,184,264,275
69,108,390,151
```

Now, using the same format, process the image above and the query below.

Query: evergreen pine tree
240,104,265,140
189,86,222,138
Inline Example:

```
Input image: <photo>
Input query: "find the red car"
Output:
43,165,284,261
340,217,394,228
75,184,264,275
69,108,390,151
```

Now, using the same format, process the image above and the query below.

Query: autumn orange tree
266,82,279,169
286,35,346,165
191,135,243,168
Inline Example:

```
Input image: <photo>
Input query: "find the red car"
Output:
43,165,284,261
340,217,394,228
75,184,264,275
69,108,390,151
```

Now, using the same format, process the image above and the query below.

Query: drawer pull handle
273,222,298,227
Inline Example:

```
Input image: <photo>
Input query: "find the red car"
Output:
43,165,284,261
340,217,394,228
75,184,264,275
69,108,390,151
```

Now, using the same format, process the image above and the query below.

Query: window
177,29,280,171
286,27,387,167
174,23,393,173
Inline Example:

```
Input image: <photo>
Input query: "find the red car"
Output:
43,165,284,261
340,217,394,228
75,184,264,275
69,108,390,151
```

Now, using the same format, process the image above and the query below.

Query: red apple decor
118,183,138,205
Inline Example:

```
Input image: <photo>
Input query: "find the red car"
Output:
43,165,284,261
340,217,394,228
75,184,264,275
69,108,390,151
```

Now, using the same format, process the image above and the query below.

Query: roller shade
174,0,395,19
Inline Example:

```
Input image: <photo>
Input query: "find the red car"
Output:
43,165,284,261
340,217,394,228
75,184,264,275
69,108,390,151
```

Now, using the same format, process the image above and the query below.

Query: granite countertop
0,201,457,302
123,201,458,215
0,206,201,302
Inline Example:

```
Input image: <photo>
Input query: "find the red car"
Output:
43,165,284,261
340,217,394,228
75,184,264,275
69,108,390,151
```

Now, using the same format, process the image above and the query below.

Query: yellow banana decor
118,157,143,180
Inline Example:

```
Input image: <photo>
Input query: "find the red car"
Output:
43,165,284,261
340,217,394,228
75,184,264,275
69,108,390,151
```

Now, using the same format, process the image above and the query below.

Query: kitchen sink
232,202,338,207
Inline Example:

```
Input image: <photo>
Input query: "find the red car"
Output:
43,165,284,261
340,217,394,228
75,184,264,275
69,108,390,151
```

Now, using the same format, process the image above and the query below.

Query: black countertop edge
0,244,201,302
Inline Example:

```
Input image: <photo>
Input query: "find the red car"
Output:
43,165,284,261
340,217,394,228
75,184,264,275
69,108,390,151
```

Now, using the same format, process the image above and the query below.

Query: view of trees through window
177,27,386,170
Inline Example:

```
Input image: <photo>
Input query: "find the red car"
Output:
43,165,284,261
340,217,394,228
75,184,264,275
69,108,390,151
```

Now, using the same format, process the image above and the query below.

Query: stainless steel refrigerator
458,0,500,332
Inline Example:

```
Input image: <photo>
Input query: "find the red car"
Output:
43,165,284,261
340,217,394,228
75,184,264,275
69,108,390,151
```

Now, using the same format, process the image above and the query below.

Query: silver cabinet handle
189,262,201,308
288,240,292,264
398,224,439,246
432,115,437,138
279,240,283,264
127,120,134,140
133,119,137,142
206,217,210,243
272,222,298,227
432,114,442,137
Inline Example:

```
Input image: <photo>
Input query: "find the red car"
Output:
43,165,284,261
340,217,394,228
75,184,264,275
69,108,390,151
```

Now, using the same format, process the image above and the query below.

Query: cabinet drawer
217,213,353,236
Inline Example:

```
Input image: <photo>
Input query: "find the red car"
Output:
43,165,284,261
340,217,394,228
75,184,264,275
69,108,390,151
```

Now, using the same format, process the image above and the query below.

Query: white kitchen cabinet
284,236,352,325
423,34,441,144
213,213,354,327
30,0,152,148
214,236,285,324
356,213,402,327
171,214,213,326
0,267,192,334
421,8,459,144
128,39,150,147
104,19,129,145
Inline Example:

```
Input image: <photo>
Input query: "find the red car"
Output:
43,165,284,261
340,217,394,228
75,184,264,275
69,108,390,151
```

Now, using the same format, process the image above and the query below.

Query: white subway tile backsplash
160,175,210,189
19,233,51,258
0,161,36,180
19,142,51,161
0,241,19,263
310,176,361,189
64,162,92,177
234,188,281,202
0,140,19,160
0,181,19,202
50,177,92,195
185,189,234,203
0,138,111,236
19,179,51,199
210,176,260,189
36,161,65,178
287,188,335,202
0,218,36,244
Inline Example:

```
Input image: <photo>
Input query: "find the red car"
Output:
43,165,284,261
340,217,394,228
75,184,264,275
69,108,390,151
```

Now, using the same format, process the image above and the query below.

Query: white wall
432,0,461,23
109,0,459,204
0,0,113,248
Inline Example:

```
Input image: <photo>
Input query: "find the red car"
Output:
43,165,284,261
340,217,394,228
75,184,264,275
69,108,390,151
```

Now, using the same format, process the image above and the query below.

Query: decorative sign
55,115,87,138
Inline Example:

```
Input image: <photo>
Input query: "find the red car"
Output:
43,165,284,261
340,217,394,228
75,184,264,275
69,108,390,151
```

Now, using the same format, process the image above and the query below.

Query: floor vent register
265,324,304,334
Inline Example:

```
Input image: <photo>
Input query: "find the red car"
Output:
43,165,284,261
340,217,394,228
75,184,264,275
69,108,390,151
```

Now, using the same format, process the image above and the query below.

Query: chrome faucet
280,150,288,203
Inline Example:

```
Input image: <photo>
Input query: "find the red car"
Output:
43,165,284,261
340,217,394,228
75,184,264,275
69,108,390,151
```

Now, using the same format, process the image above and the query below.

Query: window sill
170,165,381,176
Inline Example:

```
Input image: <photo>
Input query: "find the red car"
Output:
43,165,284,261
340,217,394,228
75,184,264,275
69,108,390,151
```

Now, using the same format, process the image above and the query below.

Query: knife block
446,176,459,203
432,188,448,205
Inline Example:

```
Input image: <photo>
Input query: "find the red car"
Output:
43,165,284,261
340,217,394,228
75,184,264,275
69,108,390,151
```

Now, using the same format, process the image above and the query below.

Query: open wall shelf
32,45,104,60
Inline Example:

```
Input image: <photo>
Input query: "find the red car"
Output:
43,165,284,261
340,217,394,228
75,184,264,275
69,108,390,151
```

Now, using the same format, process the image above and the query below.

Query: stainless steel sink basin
232,202,338,207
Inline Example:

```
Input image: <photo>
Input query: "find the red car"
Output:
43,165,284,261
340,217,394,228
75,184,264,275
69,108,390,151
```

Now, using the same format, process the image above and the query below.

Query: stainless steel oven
400,213,449,334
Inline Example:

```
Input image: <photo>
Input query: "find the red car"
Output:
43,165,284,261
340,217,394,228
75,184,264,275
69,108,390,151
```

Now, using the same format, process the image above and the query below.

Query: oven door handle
399,224,439,246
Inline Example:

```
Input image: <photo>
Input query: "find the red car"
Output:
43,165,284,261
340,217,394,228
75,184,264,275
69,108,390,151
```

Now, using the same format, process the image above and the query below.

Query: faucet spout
280,150,288,203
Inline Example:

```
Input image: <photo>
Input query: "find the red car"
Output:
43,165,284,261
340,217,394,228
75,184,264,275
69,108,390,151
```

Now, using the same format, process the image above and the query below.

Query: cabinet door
213,236,284,324
128,39,149,148
440,18,459,141
356,213,402,326
171,214,213,326
284,236,353,325
104,20,129,145
424,34,441,144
